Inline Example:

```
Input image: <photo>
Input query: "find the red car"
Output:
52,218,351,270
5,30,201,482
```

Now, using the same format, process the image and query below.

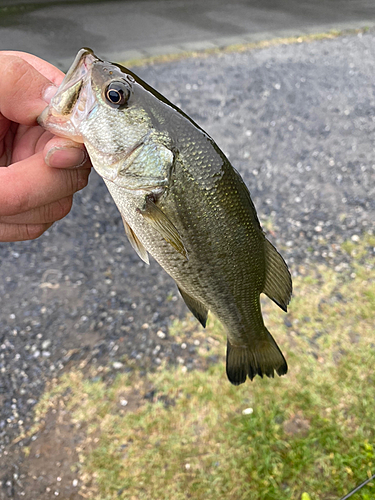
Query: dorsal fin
263,238,292,312
178,287,208,328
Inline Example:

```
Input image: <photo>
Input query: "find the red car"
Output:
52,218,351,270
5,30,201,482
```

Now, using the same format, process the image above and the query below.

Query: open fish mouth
38,48,100,141
56,48,99,114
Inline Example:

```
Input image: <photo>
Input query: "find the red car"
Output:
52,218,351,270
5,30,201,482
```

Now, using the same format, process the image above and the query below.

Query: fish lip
38,48,100,138
55,48,98,100
37,106,50,128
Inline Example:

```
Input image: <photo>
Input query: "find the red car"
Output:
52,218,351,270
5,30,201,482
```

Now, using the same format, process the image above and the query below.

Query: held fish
38,48,292,385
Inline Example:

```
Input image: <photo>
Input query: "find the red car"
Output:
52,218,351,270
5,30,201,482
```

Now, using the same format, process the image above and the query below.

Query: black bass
39,48,292,385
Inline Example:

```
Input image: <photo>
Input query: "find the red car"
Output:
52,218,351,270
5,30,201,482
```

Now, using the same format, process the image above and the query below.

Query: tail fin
226,329,287,385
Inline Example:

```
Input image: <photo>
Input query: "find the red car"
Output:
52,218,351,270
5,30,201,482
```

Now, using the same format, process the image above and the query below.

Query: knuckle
3,56,27,79
65,168,89,194
0,223,11,242
77,168,91,191
24,223,49,240
0,169,31,216
2,57,32,99
0,222,47,242
0,55,44,123
51,196,73,221
6,190,30,217
65,169,80,193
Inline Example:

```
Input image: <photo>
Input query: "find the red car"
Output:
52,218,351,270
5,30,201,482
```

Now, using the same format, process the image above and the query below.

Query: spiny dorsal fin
122,216,149,265
138,197,188,260
226,328,288,385
178,287,208,328
263,238,292,312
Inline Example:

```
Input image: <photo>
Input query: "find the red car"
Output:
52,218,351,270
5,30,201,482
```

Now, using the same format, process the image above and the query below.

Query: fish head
39,48,168,185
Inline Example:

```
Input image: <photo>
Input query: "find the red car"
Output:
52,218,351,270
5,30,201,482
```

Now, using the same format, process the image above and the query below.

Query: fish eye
104,81,130,108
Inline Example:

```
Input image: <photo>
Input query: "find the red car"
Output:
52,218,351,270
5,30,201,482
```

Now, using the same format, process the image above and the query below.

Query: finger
0,54,58,126
0,151,90,216
0,222,53,242
43,137,91,169
0,51,64,85
9,125,48,164
0,196,73,224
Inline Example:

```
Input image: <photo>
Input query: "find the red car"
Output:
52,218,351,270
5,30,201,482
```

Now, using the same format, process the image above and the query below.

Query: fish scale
38,48,292,385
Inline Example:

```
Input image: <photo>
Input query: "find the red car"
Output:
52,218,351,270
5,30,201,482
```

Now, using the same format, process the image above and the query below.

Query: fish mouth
60,49,100,99
38,48,101,140
56,48,99,111
63,48,99,85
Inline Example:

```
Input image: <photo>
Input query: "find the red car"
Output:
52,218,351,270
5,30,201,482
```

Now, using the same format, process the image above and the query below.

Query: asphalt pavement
1,3,375,499
0,0,374,69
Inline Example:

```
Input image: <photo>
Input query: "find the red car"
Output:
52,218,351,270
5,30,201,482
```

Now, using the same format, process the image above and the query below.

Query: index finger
0,51,64,85
0,54,59,126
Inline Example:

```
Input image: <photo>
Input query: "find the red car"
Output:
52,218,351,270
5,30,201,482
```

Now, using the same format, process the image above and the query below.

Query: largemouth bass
39,48,292,385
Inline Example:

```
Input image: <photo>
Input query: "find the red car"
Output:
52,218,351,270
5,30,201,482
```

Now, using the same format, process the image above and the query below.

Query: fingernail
46,147,87,168
43,85,58,104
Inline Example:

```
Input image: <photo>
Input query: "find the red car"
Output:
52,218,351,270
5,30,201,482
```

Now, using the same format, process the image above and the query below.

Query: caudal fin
226,329,287,385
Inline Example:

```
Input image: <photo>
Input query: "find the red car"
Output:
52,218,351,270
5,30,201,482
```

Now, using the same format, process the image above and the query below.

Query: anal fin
263,238,292,312
122,216,149,265
138,197,188,260
178,287,208,328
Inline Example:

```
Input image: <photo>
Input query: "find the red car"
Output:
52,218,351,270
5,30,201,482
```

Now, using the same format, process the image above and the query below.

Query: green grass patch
28,235,375,499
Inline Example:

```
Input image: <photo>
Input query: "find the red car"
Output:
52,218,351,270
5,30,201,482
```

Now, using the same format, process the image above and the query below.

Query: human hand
0,51,91,242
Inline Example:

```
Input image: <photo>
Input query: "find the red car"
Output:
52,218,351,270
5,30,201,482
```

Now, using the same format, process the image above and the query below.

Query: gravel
1,31,375,496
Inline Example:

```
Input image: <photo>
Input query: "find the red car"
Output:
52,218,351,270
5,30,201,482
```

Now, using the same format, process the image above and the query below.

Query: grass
27,234,375,499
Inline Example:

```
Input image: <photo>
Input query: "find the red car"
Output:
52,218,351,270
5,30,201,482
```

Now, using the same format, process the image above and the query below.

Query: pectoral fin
262,238,292,312
138,197,188,260
122,216,149,265
178,287,208,327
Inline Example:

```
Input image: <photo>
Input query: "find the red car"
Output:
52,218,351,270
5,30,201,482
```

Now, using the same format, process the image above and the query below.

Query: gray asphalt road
0,0,375,68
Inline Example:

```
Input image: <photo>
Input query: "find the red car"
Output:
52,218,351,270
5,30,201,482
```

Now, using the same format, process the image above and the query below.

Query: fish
38,48,292,385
